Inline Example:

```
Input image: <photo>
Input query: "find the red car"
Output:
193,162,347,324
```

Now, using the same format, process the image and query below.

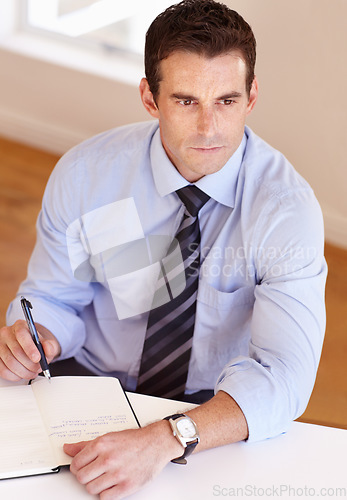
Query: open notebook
0,376,139,480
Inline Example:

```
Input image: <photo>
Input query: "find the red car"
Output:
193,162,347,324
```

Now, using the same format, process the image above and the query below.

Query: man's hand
0,319,60,381
64,420,182,500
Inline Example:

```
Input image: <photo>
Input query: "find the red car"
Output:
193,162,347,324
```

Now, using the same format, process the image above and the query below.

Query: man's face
140,51,258,182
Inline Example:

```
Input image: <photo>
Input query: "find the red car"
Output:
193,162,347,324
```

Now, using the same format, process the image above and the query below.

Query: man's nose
197,106,217,137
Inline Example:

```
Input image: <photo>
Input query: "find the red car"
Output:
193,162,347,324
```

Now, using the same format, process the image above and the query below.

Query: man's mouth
190,146,223,152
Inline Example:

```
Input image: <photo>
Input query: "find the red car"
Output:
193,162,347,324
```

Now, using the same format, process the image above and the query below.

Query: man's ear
139,78,159,118
246,76,258,115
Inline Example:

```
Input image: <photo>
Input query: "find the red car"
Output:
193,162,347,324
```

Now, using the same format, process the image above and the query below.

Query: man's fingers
0,358,22,382
64,441,89,459
75,459,110,490
65,439,116,489
12,320,41,363
66,442,122,495
0,320,60,381
8,322,42,374
100,483,130,500
87,473,124,498
41,339,57,364
0,336,40,380
0,352,40,379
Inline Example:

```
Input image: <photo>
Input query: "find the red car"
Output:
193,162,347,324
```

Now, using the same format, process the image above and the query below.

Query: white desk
0,389,346,500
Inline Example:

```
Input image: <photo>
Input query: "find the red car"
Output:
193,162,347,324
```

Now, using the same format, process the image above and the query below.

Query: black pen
20,296,51,381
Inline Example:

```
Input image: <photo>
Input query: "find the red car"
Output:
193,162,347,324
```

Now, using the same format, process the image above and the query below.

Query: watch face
177,417,197,438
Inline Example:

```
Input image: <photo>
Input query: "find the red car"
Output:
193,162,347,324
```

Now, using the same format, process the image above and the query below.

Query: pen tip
43,370,52,382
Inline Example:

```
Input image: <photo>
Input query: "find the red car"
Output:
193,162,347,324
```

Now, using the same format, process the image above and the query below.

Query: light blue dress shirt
7,121,327,442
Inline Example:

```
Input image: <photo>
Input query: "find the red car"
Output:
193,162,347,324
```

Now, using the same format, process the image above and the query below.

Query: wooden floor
0,136,346,429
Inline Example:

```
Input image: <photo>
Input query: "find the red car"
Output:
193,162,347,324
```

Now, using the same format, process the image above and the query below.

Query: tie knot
176,185,210,217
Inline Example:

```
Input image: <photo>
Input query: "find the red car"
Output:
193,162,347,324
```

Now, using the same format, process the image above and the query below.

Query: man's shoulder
50,120,158,182
45,121,159,198
70,120,159,158
243,126,312,197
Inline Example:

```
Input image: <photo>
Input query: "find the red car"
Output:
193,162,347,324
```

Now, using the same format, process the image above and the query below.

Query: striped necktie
136,185,210,400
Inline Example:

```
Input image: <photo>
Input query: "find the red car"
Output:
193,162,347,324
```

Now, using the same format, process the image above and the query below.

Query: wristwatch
164,413,200,465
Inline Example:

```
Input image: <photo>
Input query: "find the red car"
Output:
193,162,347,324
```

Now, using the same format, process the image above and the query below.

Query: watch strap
164,413,185,420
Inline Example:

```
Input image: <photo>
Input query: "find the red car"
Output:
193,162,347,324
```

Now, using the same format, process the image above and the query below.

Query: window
23,0,173,56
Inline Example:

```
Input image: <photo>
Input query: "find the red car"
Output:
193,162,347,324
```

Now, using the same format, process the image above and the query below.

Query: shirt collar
150,124,247,208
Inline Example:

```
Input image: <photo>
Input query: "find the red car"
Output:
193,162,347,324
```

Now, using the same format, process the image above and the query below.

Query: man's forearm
186,390,249,450
158,390,248,462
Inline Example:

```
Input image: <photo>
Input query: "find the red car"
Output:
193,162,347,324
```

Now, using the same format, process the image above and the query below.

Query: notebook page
0,385,56,479
31,376,139,466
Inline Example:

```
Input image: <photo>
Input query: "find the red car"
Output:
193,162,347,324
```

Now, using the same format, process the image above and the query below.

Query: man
0,1,326,498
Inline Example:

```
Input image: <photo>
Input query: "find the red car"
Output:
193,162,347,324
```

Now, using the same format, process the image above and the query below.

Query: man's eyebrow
170,91,243,100
217,92,243,99
170,93,197,100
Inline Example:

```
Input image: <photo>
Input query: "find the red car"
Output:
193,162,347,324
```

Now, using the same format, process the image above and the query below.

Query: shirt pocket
192,281,255,381
197,280,255,310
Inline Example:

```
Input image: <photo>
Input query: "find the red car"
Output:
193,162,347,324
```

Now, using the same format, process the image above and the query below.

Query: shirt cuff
215,357,292,443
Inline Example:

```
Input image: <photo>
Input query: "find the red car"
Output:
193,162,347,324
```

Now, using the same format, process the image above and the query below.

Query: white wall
228,0,347,249
0,46,149,153
0,0,346,248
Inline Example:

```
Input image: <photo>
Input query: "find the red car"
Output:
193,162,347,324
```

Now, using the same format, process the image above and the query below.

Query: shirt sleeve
6,150,93,359
215,187,327,442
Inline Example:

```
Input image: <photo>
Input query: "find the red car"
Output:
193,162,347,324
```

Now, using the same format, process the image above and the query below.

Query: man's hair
145,0,256,100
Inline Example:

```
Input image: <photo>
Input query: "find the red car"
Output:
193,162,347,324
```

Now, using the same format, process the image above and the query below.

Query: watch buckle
171,457,187,465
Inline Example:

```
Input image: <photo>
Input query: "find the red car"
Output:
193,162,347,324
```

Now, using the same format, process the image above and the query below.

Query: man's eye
179,100,193,106
222,99,234,105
